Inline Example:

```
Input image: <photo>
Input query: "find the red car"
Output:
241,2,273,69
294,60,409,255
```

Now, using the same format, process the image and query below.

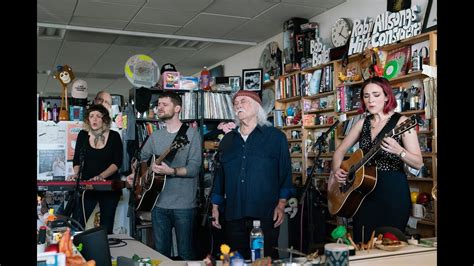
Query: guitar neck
154,146,173,165
351,131,394,174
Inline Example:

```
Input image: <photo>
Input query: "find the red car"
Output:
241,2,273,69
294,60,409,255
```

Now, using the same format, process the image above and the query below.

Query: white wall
206,0,433,77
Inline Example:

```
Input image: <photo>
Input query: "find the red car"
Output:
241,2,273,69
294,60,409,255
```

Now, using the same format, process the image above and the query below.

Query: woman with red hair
330,76,423,243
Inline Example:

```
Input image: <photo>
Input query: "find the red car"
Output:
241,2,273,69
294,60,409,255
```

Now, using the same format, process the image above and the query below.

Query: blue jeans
151,207,196,260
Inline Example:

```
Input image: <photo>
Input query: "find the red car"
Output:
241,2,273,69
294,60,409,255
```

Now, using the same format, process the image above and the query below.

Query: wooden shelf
304,124,333,129
388,71,428,84
422,152,435,157
302,91,335,100
338,79,364,87
276,96,301,103
282,124,302,130
304,107,334,114
291,153,303,158
338,110,360,116
288,139,302,142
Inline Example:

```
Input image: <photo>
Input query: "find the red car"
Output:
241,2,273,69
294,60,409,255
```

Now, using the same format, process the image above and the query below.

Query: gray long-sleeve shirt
140,125,202,209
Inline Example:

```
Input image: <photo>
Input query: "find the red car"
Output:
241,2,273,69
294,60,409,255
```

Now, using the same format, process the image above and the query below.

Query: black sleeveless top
359,113,404,171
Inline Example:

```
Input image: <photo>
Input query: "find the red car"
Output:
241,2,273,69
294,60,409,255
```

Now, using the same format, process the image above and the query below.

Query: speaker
72,226,112,266
134,87,152,113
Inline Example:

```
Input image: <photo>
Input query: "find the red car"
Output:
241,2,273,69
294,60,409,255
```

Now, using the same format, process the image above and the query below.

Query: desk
108,234,171,262
349,245,436,266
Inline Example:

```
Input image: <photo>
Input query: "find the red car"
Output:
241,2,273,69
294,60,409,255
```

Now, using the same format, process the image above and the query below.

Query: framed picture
227,76,241,93
422,0,437,32
242,68,263,91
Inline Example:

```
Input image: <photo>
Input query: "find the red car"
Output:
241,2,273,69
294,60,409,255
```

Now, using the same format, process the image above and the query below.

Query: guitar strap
372,112,402,163
164,123,189,164
374,112,402,143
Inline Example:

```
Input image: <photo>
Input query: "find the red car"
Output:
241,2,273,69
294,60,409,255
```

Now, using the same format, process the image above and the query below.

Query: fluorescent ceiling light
37,22,257,46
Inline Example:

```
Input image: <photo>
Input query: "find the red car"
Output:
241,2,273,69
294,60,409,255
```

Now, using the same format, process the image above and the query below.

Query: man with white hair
211,90,294,260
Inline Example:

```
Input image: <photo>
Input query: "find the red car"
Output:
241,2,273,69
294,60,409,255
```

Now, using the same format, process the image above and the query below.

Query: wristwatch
399,150,407,158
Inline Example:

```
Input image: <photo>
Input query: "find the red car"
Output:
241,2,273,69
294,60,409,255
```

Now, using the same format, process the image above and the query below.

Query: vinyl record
383,60,400,80
124,54,159,88
262,88,275,114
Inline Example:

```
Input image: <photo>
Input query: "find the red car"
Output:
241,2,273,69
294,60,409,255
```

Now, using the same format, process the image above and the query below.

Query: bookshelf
332,30,438,238
274,30,438,241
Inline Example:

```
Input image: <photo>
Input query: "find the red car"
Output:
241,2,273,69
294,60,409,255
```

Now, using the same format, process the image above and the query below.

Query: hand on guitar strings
380,137,403,156
333,168,348,184
152,161,174,176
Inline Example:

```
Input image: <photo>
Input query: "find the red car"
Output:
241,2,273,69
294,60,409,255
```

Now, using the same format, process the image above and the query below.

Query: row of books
336,85,362,113
199,91,235,120
302,95,335,112
275,65,334,100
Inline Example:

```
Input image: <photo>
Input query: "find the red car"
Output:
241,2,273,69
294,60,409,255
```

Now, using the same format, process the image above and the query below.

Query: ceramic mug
324,243,349,266
412,203,427,218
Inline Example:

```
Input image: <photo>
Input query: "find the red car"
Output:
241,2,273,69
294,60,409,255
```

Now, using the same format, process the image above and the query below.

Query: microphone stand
299,119,339,250
62,146,85,219
128,133,149,239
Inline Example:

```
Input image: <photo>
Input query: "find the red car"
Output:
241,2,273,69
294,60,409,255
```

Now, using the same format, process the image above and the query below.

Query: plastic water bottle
250,220,264,261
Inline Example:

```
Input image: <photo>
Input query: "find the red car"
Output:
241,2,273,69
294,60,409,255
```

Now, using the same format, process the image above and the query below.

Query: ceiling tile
37,39,62,73
134,7,198,26
75,1,141,21
282,0,346,9
225,19,282,42
37,0,76,24
95,0,146,6
125,22,181,34
148,46,198,68
176,14,249,39
90,45,156,74
204,0,277,18
70,16,130,29
256,3,326,22
179,43,249,68
106,78,135,98
145,0,213,12
55,42,110,72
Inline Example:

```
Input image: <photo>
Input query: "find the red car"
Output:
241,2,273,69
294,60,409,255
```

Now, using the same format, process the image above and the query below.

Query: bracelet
173,168,177,176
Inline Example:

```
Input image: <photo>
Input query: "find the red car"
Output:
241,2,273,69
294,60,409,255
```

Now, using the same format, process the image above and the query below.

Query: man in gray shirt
139,91,202,260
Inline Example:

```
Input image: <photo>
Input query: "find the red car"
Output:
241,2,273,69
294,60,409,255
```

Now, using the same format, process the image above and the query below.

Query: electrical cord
108,238,128,248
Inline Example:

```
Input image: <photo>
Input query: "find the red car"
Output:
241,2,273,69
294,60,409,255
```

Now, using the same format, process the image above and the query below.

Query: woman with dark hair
330,77,423,242
67,104,123,234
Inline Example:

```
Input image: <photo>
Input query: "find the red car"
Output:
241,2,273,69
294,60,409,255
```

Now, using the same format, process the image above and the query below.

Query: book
384,45,411,79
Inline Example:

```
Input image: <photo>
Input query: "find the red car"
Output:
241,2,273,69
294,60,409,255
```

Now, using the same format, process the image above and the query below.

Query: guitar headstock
392,115,418,137
171,135,190,151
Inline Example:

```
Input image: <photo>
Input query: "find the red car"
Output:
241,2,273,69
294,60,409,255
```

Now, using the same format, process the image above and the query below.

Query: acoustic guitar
328,115,418,218
134,135,189,212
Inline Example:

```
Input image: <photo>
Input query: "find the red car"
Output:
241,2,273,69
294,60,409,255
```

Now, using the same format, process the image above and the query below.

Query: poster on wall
67,122,83,161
